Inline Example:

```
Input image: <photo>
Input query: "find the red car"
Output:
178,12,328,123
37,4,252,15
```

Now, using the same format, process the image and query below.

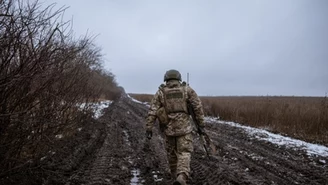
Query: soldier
145,69,205,185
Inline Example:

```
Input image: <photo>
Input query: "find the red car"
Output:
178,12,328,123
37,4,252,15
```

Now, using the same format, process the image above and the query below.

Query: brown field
129,93,328,146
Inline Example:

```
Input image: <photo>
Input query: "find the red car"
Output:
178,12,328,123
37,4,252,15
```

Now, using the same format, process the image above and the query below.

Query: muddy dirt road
66,95,328,185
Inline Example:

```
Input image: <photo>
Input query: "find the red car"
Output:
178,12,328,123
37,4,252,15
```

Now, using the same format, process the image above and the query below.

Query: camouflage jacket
146,80,205,136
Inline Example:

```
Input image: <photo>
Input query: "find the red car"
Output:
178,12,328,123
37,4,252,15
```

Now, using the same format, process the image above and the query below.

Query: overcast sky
43,0,327,96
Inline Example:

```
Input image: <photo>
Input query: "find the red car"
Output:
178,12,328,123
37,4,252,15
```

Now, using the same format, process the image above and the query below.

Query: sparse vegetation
0,0,120,183
130,94,328,146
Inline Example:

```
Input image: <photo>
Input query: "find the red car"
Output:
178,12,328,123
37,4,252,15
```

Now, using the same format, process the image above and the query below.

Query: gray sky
43,0,327,96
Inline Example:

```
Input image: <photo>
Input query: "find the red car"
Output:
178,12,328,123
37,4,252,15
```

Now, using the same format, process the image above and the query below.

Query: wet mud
65,96,328,185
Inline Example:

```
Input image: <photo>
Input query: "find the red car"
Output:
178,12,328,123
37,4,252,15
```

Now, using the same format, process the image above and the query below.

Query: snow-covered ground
79,100,113,119
82,94,147,120
127,94,150,107
53,100,113,141
92,100,113,118
205,117,328,158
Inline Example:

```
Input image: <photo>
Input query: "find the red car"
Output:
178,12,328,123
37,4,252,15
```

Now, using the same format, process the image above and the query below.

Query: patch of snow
153,174,163,182
123,130,131,146
78,127,82,132
151,171,163,182
40,156,47,161
319,159,326,164
130,168,142,185
78,100,113,119
93,100,113,119
47,151,56,155
205,117,328,157
128,157,133,164
104,179,111,183
55,134,63,139
248,153,264,161
127,94,151,107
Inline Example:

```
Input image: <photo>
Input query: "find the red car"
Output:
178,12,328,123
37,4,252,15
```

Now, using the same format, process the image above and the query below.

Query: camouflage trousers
165,133,193,178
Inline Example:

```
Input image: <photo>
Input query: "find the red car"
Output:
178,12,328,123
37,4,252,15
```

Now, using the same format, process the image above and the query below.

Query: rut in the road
188,121,328,185
67,96,169,185
67,96,328,185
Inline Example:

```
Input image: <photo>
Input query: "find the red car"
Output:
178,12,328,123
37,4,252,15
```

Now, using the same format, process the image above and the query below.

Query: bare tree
0,0,120,181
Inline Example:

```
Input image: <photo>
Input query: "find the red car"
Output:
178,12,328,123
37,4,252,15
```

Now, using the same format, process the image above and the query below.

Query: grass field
129,93,328,146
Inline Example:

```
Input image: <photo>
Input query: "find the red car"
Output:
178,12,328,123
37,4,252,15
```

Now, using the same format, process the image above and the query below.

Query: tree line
0,0,121,180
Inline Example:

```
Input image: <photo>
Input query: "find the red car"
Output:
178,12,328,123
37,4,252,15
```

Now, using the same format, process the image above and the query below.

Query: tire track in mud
66,96,170,185
67,98,136,185
190,122,328,185
66,96,328,185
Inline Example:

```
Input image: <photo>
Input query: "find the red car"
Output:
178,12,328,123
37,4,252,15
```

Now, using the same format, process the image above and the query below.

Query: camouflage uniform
146,79,205,179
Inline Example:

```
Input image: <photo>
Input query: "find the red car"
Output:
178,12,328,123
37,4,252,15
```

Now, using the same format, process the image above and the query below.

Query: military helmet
164,69,182,82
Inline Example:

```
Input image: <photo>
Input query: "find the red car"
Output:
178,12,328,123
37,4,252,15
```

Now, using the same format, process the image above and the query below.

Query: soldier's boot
173,173,187,185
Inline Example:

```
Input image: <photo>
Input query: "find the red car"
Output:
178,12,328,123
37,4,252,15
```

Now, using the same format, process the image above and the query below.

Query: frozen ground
79,100,113,119
63,95,328,185
205,117,328,158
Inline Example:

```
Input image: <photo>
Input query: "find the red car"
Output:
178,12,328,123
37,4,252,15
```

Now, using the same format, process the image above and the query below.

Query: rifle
187,101,216,158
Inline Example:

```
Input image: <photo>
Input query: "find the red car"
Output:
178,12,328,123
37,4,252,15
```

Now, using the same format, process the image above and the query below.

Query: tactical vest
161,85,188,114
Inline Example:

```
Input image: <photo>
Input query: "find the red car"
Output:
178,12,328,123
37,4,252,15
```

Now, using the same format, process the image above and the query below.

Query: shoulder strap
159,84,165,91
181,81,188,100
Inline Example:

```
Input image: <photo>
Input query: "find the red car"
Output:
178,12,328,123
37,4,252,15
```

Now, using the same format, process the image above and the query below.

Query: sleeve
187,86,205,127
145,89,163,131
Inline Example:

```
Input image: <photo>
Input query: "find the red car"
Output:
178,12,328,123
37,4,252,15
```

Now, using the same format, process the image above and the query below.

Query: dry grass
129,93,328,146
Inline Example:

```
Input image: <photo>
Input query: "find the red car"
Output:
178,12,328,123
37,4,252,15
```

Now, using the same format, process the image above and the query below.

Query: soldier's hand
146,130,152,139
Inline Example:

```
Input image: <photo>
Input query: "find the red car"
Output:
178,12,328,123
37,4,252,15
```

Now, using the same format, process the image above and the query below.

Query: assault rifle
187,101,216,158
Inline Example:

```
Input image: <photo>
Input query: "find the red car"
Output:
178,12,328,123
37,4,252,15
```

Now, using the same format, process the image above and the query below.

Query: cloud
45,0,328,96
